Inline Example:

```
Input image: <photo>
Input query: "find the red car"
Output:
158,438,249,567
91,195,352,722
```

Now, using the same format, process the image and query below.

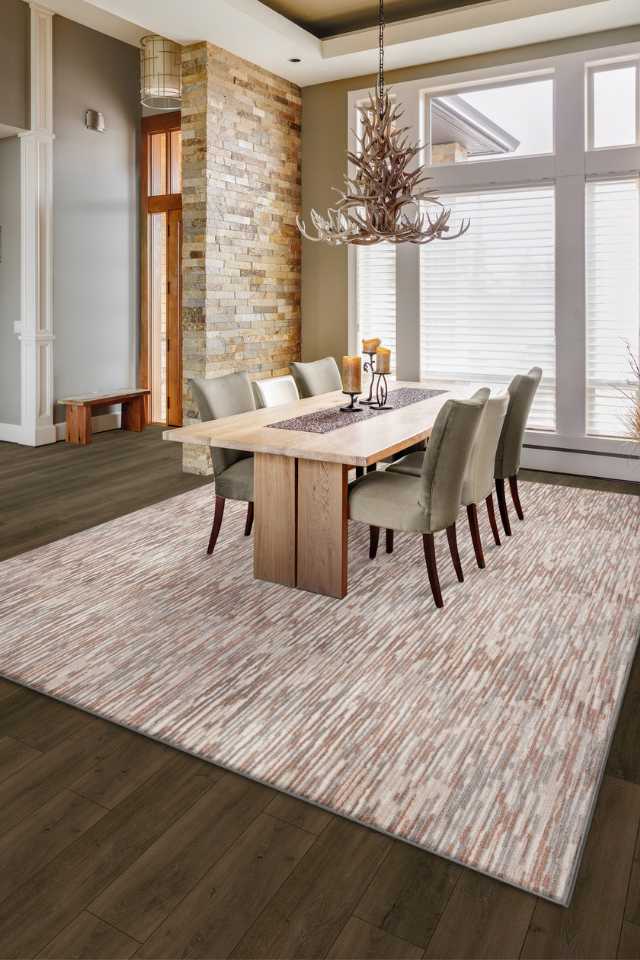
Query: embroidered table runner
267,387,447,435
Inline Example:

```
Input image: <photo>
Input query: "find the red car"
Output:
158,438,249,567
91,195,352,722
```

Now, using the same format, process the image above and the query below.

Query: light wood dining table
164,380,470,600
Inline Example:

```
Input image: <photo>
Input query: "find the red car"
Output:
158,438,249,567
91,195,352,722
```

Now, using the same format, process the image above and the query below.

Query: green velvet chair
189,371,255,555
289,357,342,398
494,367,542,536
349,395,487,608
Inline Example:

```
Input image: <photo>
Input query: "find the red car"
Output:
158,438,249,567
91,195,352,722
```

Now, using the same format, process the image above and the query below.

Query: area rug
1,482,639,905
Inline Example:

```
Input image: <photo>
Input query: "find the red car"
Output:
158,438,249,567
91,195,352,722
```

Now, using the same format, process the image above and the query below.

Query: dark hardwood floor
0,428,639,959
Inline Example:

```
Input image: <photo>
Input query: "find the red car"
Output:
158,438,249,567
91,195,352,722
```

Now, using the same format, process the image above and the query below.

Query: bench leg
66,405,91,445
122,395,146,432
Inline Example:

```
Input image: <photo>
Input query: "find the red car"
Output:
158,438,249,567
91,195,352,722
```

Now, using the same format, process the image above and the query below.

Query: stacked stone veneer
181,43,302,474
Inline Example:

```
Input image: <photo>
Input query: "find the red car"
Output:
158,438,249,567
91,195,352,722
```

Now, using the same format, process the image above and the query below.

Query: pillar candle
342,356,362,393
362,337,381,353
376,346,391,374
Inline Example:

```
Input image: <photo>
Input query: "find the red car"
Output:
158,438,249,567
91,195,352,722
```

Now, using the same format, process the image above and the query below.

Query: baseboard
54,412,122,442
522,444,640,484
0,422,26,444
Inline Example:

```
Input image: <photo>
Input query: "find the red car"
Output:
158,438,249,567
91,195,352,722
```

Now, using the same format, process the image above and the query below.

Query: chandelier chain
378,0,384,108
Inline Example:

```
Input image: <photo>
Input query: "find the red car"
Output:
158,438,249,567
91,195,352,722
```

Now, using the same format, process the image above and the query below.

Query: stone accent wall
181,42,302,474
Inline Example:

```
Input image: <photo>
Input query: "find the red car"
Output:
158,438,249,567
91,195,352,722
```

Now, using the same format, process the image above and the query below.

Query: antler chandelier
297,0,470,246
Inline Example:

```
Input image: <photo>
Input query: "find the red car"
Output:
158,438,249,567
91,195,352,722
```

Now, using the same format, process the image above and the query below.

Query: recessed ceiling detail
261,0,489,38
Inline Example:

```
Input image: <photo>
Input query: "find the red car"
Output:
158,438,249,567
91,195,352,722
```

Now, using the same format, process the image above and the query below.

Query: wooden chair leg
385,529,394,554
355,467,364,479
446,523,464,583
486,493,501,546
367,463,377,473
466,504,485,569
422,533,443,609
369,526,380,559
244,501,254,536
207,495,225,555
495,478,512,537
509,475,524,521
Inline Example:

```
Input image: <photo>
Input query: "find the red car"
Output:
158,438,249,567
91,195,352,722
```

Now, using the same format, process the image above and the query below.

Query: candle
342,356,362,394
376,346,391,374
362,337,381,354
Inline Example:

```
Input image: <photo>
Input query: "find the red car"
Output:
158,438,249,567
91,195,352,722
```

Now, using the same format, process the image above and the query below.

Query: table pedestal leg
122,396,146,432
254,453,297,587
297,460,348,599
66,405,91,445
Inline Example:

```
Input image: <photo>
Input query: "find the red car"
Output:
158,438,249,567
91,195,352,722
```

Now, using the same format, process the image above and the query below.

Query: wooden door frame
140,111,182,425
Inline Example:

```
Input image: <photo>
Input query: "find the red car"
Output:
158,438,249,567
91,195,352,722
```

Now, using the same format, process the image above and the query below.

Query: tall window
420,187,556,430
357,244,396,371
586,179,640,437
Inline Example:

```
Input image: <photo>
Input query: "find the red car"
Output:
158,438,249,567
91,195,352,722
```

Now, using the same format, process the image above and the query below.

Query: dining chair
189,371,256,555
494,366,542,536
252,374,299,408
349,395,486,608
386,389,507,569
289,357,342,398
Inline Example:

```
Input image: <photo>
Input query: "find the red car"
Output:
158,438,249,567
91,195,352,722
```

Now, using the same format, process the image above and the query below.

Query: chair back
462,390,509,506
419,395,486,533
253,374,299,409
189,371,255,477
494,367,542,479
290,357,342,397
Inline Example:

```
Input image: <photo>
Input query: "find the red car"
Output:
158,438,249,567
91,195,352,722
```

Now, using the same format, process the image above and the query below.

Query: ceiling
43,0,640,86
259,0,489,39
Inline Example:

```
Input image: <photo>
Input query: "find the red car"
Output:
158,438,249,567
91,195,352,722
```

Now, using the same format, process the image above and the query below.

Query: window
588,62,639,149
357,244,396,372
148,129,182,197
420,187,556,430
586,179,640,437
428,76,554,165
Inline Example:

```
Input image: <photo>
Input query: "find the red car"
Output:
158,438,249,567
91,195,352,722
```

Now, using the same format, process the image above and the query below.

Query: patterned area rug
1,483,639,905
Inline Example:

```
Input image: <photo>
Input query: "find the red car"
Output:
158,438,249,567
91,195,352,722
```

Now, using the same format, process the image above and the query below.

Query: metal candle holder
371,372,393,410
360,352,377,405
340,391,363,413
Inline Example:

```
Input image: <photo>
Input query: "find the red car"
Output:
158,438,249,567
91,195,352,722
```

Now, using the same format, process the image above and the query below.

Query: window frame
586,57,640,152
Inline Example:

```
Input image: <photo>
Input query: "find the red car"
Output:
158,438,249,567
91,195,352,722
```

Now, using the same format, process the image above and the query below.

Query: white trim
54,411,123,442
16,5,56,448
0,423,28,444
522,444,640,483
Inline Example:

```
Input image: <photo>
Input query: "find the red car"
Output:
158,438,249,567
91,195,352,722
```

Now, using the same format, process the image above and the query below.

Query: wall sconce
84,109,105,133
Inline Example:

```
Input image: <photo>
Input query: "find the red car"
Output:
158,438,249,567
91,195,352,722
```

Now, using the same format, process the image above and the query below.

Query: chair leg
367,463,377,474
446,523,464,583
355,467,364,479
244,501,254,536
509,475,524,521
207,495,225,555
369,526,380,559
422,533,443,609
385,529,394,554
486,493,501,546
466,504,485,569
495,478,512,537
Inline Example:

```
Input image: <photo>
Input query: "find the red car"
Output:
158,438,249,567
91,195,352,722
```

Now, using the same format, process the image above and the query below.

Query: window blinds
586,178,640,438
419,187,556,430
356,243,396,372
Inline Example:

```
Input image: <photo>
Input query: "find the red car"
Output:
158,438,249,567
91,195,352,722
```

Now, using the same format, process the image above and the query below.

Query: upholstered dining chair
494,366,542,536
386,389,507,569
252,374,299,408
189,371,255,555
349,395,486,608
289,357,342,398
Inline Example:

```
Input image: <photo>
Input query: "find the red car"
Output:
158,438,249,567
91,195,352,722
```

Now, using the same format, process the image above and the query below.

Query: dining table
164,380,473,599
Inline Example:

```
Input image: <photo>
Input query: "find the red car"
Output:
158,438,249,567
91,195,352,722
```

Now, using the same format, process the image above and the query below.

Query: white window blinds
419,187,556,430
356,243,396,371
586,178,640,438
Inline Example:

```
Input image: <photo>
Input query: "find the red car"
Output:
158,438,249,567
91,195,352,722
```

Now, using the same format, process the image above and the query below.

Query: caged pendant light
140,36,182,111
297,0,470,246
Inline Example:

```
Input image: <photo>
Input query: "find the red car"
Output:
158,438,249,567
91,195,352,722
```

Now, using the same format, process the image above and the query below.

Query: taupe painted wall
0,137,21,425
0,0,29,130
52,16,140,423
301,25,640,363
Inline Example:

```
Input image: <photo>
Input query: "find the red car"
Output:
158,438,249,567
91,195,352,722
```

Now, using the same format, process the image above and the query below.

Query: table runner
267,387,447,435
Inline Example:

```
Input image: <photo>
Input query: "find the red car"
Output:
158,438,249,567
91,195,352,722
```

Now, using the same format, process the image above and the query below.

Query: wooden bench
59,389,151,445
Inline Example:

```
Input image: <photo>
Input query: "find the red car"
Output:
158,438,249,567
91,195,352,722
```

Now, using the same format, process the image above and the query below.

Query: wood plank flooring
0,429,639,958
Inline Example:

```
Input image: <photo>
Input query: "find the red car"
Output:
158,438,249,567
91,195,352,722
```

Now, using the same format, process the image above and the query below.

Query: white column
17,3,56,446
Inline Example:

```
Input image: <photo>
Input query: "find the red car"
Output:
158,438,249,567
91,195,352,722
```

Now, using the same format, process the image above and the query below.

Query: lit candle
342,356,362,394
376,346,391,374
362,337,381,354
